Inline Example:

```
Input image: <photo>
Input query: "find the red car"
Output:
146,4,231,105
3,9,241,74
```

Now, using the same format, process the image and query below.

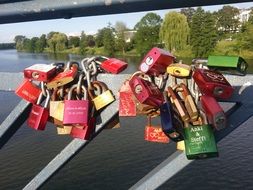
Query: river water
0,49,253,190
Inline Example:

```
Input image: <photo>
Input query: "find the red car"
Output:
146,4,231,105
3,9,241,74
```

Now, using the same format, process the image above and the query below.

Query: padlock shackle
68,84,87,100
37,89,50,108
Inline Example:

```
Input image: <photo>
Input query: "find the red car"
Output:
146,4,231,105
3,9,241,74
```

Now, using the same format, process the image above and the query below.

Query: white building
238,9,251,23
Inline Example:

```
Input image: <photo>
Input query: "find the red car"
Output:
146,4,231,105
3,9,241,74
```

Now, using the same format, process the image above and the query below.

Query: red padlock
129,75,164,107
15,79,42,103
95,56,128,74
200,95,226,130
24,64,56,82
119,80,136,116
46,62,79,89
70,117,96,140
63,85,89,125
193,68,234,99
139,47,175,75
144,116,170,143
27,90,50,130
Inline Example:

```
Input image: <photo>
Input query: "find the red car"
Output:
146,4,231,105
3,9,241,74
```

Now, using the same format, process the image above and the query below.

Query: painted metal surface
0,0,252,24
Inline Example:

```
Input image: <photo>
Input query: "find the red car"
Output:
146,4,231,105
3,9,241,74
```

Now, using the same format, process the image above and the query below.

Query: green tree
115,21,128,54
68,36,80,48
103,24,116,56
39,34,47,49
216,6,240,34
160,11,189,52
85,35,95,47
47,33,68,52
190,7,218,57
14,35,26,51
95,28,107,47
134,13,162,56
79,31,87,55
180,8,196,25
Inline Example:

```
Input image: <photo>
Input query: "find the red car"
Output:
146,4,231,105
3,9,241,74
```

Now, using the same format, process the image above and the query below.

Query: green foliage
79,31,86,55
47,33,68,53
160,11,189,52
85,35,95,47
134,12,162,56
68,36,80,48
216,5,240,34
115,21,128,54
0,43,15,49
190,8,218,58
180,8,196,25
103,25,115,56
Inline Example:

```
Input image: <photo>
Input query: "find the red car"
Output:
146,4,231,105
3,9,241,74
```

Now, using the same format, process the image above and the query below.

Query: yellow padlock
56,125,72,135
167,63,191,77
49,88,65,122
177,140,185,151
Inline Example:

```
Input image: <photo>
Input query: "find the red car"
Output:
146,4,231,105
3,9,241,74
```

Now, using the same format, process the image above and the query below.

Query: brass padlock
167,86,190,122
167,63,191,77
49,87,65,122
88,81,115,110
176,83,199,122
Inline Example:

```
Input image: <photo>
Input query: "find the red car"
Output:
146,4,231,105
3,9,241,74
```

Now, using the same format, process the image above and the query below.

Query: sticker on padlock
88,81,115,111
144,116,170,144
15,79,42,103
167,86,190,122
184,113,219,159
176,83,199,122
46,61,79,89
193,68,234,99
166,63,191,77
200,95,226,130
139,47,175,75
70,117,96,140
63,84,89,125
129,74,164,107
94,56,128,74
119,80,137,117
160,101,184,142
27,89,50,130
24,64,56,82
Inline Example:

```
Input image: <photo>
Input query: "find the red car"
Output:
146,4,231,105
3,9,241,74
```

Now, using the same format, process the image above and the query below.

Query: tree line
14,6,253,58
0,43,15,49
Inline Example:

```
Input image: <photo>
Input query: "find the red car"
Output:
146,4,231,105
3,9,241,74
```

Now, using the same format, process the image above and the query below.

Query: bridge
0,0,253,189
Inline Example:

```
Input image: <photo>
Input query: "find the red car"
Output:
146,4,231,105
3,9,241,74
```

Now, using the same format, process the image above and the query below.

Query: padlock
119,80,137,117
24,64,56,82
63,84,89,125
46,61,79,89
88,81,115,110
129,75,164,107
176,83,198,122
70,117,96,140
160,101,184,142
27,89,50,130
49,87,65,122
144,116,170,143
15,79,42,103
184,113,219,159
94,56,128,74
56,125,73,135
177,141,185,151
166,63,191,77
167,87,190,122
139,47,175,75
192,68,234,99
200,95,226,130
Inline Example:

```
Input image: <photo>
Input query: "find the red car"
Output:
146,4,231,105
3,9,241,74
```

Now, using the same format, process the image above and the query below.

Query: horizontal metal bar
0,0,252,24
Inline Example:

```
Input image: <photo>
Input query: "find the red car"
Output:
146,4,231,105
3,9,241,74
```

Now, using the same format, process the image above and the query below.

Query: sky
0,2,252,43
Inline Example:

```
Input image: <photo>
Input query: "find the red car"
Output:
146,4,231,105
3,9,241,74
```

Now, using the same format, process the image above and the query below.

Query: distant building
124,30,136,43
238,9,251,23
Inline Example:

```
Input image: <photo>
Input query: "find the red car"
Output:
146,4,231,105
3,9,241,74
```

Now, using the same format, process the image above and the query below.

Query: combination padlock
63,84,89,125
139,47,175,75
200,95,226,130
15,79,42,103
192,68,234,99
94,56,128,74
27,89,50,130
46,61,79,89
129,74,164,107
24,64,56,82
184,112,219,159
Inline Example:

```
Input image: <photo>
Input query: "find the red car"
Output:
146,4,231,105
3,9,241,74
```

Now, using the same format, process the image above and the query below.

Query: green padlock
184,123,218,159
